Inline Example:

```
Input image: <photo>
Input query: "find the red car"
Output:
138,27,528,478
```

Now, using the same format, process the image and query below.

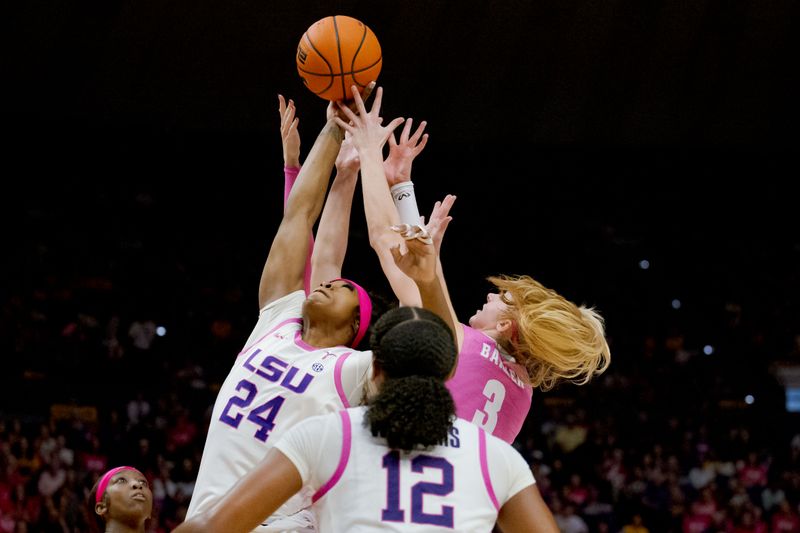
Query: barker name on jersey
478,342,526,389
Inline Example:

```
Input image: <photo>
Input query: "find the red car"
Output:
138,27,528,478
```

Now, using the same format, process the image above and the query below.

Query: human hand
391,223,432,245
423,194,455,255
335,132,360,175
327,81,377,123
278,94,300,168
334,85,404,154
389,225,436,283
383,119,429,187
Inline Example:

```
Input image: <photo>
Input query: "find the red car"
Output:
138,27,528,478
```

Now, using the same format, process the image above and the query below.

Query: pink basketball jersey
445,324,533,443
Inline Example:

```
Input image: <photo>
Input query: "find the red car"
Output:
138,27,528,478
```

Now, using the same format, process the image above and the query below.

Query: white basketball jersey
276,407,535,532
187,291,373,528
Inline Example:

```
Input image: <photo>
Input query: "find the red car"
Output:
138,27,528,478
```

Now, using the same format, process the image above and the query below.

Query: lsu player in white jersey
342,85,611,445
185,85,451,532
171,305,559,533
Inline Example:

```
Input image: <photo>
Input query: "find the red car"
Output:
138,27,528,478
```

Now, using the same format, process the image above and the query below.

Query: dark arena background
2,1,798,531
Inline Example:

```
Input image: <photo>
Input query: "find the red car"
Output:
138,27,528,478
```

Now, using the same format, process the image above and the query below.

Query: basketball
296,15,382,101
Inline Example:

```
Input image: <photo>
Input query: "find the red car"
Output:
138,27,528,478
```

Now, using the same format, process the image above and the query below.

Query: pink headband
334,278,372,348
96,466,143,503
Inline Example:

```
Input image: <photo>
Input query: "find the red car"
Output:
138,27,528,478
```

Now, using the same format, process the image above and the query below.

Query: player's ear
496,318,515,336
95,500,108,518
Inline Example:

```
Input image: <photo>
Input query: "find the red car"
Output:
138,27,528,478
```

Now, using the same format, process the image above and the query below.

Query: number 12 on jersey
381,451,454,527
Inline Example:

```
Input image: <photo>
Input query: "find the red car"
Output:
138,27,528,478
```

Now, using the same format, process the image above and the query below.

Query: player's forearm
415,274,457,345
375,246,423,307
258,121,342,307
435,257,460,340
359,148,426,307
284,120,343,223
282,165,301,213
359,149,400,245
311,169,358,286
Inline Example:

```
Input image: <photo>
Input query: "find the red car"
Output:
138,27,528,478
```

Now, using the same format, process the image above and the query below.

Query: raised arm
384,123,463,348
334,86,457,343
309,132,360,287
258,102,345,309
373,118,431,307
422,194,462,347
339,89,463,348
277,94,313,293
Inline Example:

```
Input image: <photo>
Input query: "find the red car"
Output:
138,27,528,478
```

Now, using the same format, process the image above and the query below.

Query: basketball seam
333,16,346,100
303,32,334,94
349,25,367,85
297,56,382,77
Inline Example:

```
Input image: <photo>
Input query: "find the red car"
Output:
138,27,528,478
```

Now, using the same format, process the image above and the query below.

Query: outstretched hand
383,119,429,187
335,132,360,175
424,194,456,255
278,94,300,168
327,82,377,124
389,226,437,284
334,85,404,153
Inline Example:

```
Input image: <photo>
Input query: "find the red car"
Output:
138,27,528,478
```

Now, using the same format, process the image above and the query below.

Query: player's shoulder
344,405,368,423
289,409,345,437
259,290,306,317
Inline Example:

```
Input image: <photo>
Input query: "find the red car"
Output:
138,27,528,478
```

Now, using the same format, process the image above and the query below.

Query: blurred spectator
79,435,107,474
36,460,65,498
734,507,768,533
623,513,650,533
740,452,770,501
554,413,588,455
553,500,590,533
129,319,156,351
769,500,800,533
760,476,786,515
127,393,151,428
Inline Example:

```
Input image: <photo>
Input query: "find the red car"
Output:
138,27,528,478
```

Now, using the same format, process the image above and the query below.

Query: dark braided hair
365,307,457,450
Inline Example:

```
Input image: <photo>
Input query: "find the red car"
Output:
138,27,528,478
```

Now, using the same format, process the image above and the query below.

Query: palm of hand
383,119,428,186
391,235,436,283
383,147,414,187
424,195,456,255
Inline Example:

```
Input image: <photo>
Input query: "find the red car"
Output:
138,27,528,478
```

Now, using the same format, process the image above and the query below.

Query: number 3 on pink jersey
471,379,506,433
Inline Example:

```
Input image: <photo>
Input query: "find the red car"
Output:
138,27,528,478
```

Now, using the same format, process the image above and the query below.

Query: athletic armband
390,181,421,226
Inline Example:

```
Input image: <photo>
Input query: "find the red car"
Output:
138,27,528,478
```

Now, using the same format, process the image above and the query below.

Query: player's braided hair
365,307,456,450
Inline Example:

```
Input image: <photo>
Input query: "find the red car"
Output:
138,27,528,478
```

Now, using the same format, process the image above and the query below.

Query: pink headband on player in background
95,466,144,503
334,278,372,348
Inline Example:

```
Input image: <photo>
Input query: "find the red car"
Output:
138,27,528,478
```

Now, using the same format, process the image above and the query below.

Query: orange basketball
296,15,382,101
